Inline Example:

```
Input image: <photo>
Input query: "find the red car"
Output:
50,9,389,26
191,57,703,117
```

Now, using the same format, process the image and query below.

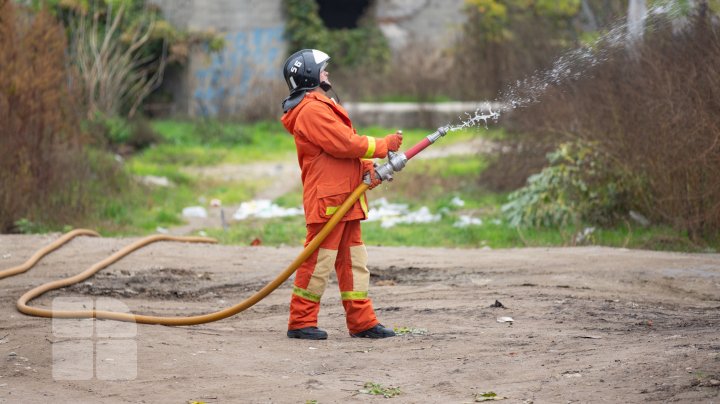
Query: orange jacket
282,91,390,224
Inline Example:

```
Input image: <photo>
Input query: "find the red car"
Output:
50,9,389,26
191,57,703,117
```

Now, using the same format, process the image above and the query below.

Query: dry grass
510,11,720,240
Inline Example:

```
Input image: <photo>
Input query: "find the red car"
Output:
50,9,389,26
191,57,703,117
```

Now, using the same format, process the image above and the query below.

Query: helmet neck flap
282,49,332,112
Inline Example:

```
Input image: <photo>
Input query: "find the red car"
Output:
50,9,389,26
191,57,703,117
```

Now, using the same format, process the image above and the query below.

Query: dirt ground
1,233,719,403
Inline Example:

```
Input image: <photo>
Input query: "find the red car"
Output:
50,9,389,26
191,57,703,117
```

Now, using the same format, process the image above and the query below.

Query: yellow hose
0,229,101,280
3,183,370,325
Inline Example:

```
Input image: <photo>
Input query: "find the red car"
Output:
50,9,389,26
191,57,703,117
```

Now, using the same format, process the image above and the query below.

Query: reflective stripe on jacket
281,91,390,224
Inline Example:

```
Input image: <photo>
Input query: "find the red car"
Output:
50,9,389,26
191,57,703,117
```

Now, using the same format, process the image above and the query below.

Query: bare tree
71,2,167,118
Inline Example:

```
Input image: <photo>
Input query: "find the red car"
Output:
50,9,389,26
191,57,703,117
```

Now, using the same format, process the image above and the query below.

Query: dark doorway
316,0,371,29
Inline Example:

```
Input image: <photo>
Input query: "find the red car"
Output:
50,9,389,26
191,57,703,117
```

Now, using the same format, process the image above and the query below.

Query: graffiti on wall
193,26,284,116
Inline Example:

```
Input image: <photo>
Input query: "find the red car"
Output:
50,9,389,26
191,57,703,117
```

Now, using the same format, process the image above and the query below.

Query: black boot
351,324,396,339
287,326,328,340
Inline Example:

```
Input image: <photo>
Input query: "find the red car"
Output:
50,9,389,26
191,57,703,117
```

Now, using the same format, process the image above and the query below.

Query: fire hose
0,127,449,325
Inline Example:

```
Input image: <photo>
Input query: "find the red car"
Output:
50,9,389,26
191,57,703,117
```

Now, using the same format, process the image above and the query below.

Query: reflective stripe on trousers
289,220,378,334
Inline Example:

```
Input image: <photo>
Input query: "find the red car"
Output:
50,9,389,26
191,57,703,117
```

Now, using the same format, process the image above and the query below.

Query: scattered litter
137,175,173,187
182,206,208,218
233,199,303,220
575,335,602,339
475,391,508,401
450,196,465,207
250,238,262,246
210,198,222,207
496,317,514,323
367,198,440,228
454,215,483,227
490,300,506,309
393,327,428,336
1,254,10,259
156,227,169,234
573,226,595,244
629,210,650,227
308,347,318,350
562,371,582,378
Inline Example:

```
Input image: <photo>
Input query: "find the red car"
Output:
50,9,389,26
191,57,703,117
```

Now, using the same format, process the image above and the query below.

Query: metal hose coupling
374,150,407,182
427,125,450,144
371,126,450,182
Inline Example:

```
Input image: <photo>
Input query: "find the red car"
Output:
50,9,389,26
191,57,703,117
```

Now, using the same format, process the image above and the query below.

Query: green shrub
193,119,253,146
87,113,162,153
502,141,631,228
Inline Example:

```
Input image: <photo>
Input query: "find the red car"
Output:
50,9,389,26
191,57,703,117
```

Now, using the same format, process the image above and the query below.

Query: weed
359,382,401,398
474,391,508,401
393,327,428,336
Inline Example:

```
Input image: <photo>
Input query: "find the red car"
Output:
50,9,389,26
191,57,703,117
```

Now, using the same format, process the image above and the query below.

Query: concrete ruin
149,0,466,118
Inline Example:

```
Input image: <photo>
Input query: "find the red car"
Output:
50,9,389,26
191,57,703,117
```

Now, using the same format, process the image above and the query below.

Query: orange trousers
288,220,379,334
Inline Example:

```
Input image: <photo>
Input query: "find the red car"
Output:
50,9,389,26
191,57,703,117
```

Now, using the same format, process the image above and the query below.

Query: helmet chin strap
321,81,341,104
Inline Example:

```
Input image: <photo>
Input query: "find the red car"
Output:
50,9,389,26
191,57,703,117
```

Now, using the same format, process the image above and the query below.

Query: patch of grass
137,145,231,167
393,326,428,336
73,119,716,253
127,159,193,185
359,382,402,398
150,120,296,164
94,182,198,235
273,187,304,208
206,216,307,246
203,181,260,206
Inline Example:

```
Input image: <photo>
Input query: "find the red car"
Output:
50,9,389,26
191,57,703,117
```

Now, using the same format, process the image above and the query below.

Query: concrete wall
150,0,286,115
150,0,466,116
375,0,466,53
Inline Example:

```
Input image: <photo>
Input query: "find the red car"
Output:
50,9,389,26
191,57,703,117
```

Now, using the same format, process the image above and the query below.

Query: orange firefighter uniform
281,91,390,334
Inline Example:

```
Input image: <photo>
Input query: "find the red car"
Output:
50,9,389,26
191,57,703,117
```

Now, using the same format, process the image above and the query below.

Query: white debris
182,206,208,218
454,215,483,227
155,227,169,234
574,226,596,243
497,316,514,323
450,196,465,207
210,198,222,207
367,198,441,228
233,199,303,220
629,210,650,227
137,175,173,187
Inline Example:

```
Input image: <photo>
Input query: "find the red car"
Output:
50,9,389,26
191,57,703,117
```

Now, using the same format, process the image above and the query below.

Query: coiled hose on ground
0,183,370,326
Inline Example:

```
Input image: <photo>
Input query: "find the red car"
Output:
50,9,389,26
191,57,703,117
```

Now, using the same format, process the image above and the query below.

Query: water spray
370,102,501,183
372,127,447,182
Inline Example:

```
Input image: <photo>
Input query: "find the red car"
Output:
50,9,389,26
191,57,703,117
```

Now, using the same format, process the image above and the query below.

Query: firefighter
281,49,402,339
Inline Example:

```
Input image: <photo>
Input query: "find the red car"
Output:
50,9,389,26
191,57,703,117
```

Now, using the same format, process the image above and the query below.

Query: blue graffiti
193,26,284,116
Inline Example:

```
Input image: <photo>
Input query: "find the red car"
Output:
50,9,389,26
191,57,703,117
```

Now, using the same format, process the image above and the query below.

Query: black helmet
282,49,330,94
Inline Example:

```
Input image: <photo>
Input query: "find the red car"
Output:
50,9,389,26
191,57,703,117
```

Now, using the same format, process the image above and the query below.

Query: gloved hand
384,131,403,152
362,159,382,190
